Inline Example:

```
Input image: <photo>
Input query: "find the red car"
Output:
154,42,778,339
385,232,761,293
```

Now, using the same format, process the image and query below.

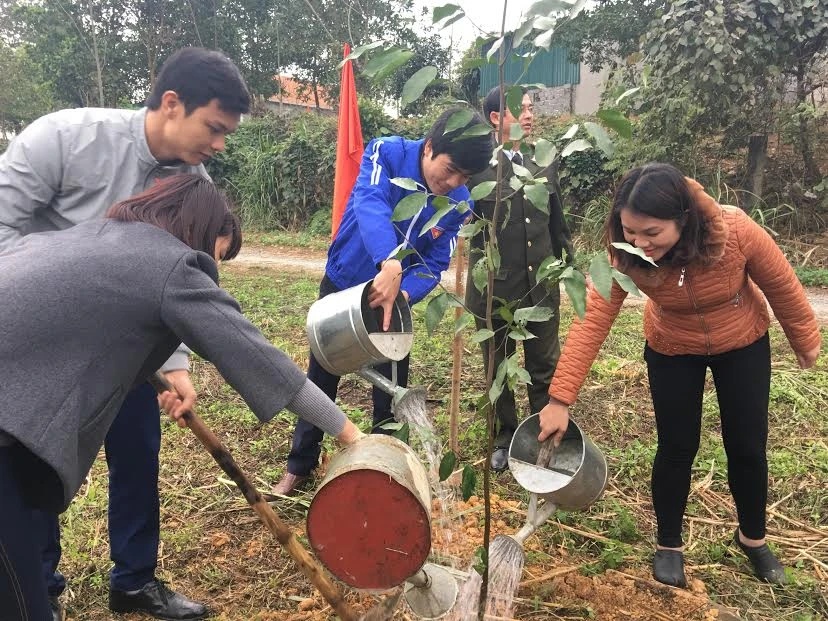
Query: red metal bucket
306,435,431,590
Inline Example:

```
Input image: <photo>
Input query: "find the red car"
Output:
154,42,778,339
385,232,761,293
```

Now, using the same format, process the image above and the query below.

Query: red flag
331,43,364,240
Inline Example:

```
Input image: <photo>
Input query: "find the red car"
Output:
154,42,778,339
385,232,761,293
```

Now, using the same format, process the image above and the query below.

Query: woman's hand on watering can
796,345,820,369
538,397,570,446
336,420,366,446
369,259,403,331
158,370,197,428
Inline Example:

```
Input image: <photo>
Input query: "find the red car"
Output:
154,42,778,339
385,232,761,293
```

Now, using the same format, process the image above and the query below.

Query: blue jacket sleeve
350,139,405,267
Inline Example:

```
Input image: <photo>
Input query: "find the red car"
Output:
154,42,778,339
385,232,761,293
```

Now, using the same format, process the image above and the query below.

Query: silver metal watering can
306,434,458,619
306,280,415,409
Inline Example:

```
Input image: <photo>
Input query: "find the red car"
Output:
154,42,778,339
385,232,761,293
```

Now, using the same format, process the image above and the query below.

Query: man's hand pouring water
537,397,570,446
369,258,409,331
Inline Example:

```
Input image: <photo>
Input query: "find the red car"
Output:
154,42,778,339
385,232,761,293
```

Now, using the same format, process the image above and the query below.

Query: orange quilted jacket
549,179,822,405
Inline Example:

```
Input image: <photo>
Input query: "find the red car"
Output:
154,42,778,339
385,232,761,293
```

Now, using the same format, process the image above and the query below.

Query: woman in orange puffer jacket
538,163,821,588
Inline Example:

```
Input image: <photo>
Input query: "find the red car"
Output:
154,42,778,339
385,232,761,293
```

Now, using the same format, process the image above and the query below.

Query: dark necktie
512,152,523,166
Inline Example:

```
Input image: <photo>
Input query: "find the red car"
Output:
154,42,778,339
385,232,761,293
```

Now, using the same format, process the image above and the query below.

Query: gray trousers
475,289,561,447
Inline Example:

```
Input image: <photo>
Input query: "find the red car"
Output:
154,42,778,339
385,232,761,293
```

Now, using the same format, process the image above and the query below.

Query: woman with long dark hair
0,174,363,620
538,163,820,587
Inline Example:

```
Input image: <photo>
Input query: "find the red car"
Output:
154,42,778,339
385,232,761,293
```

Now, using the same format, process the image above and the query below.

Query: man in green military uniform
466,85,574,471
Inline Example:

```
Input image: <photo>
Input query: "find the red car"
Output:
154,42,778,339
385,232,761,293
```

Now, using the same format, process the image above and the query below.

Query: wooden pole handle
150,372,359,621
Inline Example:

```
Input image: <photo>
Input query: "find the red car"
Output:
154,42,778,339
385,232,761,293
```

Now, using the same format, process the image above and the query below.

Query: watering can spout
356,366,409,407
403,563,459,620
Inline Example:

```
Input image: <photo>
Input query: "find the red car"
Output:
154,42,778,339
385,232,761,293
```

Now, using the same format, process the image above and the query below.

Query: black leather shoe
49,596,63,621
734,529,787,584
110,579,209,620
491,447,509,472
653,549,687,588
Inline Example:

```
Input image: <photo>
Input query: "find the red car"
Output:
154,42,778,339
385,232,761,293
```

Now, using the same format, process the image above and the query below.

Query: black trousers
0,446,53,621
286,276,410,476
645,333,771,548
476,288,561,448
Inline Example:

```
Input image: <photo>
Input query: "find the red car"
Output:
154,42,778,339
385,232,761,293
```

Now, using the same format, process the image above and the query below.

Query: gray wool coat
0,220,317,511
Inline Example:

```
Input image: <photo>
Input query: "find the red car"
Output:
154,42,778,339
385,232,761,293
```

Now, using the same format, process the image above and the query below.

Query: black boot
734,529,787,584
110,579,209,620
653,549,687,588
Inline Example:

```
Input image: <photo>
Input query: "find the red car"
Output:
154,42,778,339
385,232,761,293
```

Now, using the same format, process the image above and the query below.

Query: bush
207,112,337,229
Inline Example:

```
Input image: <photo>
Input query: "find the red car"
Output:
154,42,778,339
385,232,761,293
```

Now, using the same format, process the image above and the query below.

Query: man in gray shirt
0,47,249,620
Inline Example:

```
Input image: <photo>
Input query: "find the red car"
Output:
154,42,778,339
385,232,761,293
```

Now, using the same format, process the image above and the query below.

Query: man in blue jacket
274,107,494,495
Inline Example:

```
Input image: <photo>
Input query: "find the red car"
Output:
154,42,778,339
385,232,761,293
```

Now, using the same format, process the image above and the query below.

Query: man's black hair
146,48,250,115
482,84,527,126
425,106,494,175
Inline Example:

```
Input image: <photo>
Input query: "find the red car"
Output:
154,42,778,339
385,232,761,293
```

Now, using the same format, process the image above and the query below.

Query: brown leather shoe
272,472,310,497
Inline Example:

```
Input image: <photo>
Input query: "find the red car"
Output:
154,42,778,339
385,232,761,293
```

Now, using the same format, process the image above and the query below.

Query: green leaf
589,253,613,301
459,219,486,239
615,87,641,105
391,177,420,191
487,37,505,62
400,66,438,108
596,108,632,139
472,257,488,294
533,27,556,50
392,192,427,221
513,17,536,48
470,181,497,201
561,139,592,157
392,248,417,262
506,84,524,121
512,161,532,179
439,11,465,29
610,241,657,266
524,183,550,214
537,255,564,283
514,304,554,324
419,202,455,237
488,244,501,272
489,374,505,405
496,305,514,323
471,328,495,344
527,0,570,17
561,123,579,140
461,464,476,501
534,138,557,168
433,3,462,24
455,200,471,215
432,195,450,210
584,121,615,157
364,48,414,81
508,329,532,341
612,268,643,296
454,311,474,335
438,451,457,482
444,108,474,134
425,292,450,335
509,123,525,142
391,421,410,444
339,41,384,67
561,268,587,319
457,123,493,140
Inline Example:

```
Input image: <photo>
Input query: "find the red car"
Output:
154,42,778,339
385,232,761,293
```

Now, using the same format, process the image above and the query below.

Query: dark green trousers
475,289,561,448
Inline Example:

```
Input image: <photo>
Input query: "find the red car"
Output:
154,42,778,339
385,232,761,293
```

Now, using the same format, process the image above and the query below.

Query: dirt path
233,244,828,325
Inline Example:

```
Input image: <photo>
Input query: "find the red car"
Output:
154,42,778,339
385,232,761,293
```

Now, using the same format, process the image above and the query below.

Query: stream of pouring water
483,535,525,619
393,388,463,567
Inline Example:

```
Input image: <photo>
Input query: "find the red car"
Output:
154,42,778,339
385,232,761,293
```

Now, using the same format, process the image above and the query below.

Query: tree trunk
745,134,768,209
796,61,820,184
88,1,105,106
312,80,321,112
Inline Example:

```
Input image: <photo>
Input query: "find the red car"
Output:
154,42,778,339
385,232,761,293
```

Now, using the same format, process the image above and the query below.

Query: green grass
56,265,828,620
794,266,828,287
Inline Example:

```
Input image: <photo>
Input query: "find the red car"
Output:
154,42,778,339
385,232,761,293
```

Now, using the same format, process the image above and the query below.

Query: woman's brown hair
606,163,705,271
105,174,242,261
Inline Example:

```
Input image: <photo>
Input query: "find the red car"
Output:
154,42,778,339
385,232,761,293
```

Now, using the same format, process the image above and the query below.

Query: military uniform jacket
465,149,573,314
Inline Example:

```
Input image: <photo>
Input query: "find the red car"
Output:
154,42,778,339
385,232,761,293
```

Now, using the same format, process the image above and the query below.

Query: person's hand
158,369,197,428
538,397,570,446
796,345,820,369
368,259,403,331
335,420,366,446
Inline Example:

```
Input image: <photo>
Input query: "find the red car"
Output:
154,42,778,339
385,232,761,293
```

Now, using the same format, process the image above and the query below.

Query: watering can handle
536,436,555,468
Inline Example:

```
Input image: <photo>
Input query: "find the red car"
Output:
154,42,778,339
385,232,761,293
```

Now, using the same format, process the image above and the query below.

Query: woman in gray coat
0,174,363,620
